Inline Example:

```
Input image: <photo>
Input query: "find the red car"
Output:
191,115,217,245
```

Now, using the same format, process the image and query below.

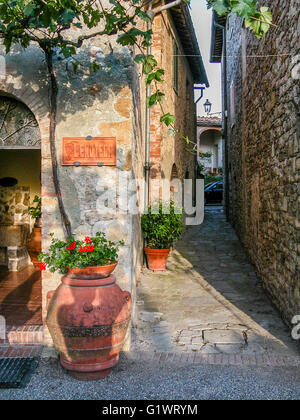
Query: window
173,41,179,92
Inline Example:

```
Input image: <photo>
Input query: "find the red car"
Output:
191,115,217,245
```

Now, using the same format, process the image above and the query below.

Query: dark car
204,181,223,204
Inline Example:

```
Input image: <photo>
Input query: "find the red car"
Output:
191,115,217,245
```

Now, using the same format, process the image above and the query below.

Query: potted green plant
142,202,183,272
38,232,131,381
27,195,42,266
27,195,42,227
38,232,124,278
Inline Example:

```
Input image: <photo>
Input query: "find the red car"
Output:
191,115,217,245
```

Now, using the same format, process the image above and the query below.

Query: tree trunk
45,49,72,239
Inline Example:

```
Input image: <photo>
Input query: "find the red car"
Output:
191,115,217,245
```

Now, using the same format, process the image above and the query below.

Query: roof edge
166,1,209,86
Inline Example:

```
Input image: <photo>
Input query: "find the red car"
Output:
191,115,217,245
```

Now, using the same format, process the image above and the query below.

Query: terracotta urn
144,247,170,272
46,268,131,380
27,225,41,268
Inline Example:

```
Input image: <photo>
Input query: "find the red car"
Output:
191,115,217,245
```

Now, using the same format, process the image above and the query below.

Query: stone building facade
0,0,207,344
211,1,300,324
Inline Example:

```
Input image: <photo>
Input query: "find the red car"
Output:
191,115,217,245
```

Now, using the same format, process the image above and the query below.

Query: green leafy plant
207,0,274,39
199,152,212,158
27,195,41,219
38,232,124,274
141,202,183,249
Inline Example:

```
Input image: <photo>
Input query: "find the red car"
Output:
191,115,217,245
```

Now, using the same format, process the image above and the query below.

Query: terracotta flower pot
27,227,41,268
66,263,117,279
144,247,170,272
46,268,131,381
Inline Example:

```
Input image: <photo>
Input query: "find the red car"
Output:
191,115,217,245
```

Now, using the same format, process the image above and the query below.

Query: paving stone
214,344,245,354
203,329,245,344
138,311,163,323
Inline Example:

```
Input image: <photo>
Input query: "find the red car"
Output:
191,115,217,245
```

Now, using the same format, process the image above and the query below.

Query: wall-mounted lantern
204,99,212,115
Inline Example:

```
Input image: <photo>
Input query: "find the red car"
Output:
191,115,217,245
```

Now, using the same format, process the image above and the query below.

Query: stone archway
198,128,223,174
0,95,41,148
0,95,42,265
170,163,179,181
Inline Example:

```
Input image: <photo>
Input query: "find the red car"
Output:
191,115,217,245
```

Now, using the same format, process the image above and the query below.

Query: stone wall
226,0,300,324
0,186,30,225
0,8,144,345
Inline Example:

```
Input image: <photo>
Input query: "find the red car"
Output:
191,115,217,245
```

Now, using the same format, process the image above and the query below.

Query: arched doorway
0,95,42,327
198,128,223,174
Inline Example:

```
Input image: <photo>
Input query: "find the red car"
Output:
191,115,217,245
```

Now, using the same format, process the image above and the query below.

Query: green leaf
60,45,76,59
160,113,176,126
147,90,165,107
134,54,146,64
211,0,229,16
146,69,164,85
231,0,254,18
23,3,35,17
143,55,157,74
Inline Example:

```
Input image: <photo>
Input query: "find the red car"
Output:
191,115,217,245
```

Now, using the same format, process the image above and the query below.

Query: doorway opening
0,95,42,329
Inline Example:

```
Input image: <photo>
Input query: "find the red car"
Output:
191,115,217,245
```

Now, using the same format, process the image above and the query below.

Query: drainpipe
144,0,183,210
144,1,153,212
194,86,205,206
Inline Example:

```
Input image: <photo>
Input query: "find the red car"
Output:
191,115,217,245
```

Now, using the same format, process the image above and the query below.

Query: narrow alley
134,207,300,360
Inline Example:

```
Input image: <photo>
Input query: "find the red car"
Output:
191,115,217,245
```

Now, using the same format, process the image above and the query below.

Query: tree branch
44,49,72,239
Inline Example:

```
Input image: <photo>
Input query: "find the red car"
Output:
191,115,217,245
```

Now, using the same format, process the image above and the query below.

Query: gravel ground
1,353,300,400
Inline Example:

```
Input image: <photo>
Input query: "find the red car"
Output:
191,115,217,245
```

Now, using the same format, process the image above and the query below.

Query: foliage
141,202,183,249
38,232,124,274
207,1,273,39
27,195,41,219
0,0,273,124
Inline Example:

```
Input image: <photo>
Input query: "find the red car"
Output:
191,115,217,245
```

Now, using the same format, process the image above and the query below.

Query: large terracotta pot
46,271,131,380
144,247,170,272
66,263,117,279
27,227,41,268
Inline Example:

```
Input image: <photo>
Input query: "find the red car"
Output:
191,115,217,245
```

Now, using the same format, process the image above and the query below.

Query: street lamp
204,99,212,115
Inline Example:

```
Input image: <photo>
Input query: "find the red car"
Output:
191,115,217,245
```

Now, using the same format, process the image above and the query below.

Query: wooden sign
62,137,117,166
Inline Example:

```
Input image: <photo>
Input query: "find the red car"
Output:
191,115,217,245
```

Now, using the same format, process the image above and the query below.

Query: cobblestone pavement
134,207,300,358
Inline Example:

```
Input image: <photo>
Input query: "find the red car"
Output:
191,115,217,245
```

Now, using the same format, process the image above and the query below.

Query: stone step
0,325,44,346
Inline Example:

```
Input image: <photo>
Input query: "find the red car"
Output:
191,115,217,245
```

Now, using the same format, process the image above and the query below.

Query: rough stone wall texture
0,186,30,225
149,11,196,193
0,18,143,346
226,0,300,324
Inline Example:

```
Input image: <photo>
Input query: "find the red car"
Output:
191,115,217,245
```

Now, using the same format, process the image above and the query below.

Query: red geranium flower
39,262,46,271
84,236,92,244
78,245,94,253
66,241,76,251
